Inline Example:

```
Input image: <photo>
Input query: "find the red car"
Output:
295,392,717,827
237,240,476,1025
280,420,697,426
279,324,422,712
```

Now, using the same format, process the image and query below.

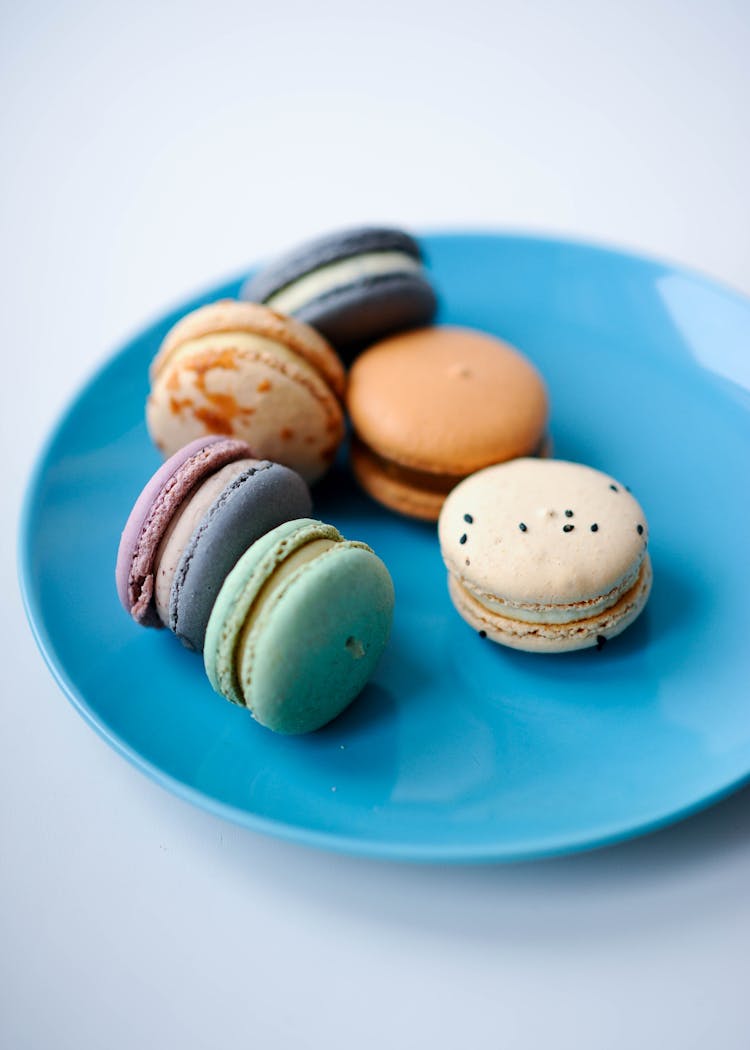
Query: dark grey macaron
240,227,438,359
169,461,312,652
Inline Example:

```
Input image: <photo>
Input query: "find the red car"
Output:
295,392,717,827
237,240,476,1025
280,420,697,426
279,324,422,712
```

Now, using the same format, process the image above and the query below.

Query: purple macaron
116,435,312,651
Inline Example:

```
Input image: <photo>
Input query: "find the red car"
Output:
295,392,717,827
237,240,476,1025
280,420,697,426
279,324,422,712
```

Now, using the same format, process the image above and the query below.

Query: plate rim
18,229,750,863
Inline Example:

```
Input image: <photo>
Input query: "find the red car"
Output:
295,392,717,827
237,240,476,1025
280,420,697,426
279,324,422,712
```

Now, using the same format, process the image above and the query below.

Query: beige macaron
146,300,346,484
346,326,549,520
438,458,652,652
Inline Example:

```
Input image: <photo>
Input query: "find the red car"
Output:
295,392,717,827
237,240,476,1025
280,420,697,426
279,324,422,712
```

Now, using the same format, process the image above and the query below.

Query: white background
2,1,750,1047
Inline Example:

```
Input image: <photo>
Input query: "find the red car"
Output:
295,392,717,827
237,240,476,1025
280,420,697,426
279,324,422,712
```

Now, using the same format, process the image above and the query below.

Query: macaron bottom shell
350,436,553,523
293,273,438,359
447,555,653,653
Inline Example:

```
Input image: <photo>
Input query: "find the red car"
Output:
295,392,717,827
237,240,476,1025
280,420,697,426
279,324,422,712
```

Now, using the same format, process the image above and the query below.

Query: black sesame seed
479,630,487,639
637,524,644,535
465,558,470,566
463,513,474,524
590,523,599,532
609,484,619,492
565,509,574,518
459,533,467,545
519,522,528,532
563,524,574,533
596,634,607,651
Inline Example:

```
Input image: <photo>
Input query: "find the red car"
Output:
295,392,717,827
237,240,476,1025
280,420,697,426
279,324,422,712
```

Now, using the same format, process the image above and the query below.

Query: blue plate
20,233,750,862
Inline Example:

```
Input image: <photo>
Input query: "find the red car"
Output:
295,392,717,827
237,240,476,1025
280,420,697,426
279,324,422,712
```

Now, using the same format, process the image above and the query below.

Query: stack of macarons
121,223,652,736
145,226,553,518
117,436,394,733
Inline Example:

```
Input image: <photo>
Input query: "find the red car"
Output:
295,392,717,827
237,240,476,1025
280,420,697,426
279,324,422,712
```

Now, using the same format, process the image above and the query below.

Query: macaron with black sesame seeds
438,458,652,652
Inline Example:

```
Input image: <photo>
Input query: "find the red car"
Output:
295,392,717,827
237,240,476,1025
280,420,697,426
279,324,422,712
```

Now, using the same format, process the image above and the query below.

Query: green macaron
204,519,395,734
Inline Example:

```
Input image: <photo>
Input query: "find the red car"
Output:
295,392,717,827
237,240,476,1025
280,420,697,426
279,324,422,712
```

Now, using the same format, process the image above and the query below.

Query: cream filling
265,251,422,314
458,559,642,626
235,538,338,698
153,459,257,625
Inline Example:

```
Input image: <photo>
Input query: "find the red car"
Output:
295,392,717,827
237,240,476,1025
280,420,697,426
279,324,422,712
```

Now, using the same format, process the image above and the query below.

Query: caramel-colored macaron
147,300,346,485
346,326,549,519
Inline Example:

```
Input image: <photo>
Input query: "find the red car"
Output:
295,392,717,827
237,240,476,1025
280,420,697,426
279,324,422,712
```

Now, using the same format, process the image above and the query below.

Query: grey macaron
240,226,438,359
169,461,312,651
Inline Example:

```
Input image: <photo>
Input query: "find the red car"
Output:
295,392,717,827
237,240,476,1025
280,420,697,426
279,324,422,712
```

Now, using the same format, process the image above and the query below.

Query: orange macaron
346,326,549,520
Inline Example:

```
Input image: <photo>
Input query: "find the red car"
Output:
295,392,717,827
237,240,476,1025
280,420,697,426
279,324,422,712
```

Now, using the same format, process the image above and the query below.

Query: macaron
116,435,312,651
146,300,346,484
240,227,438,359
347,326,549,521
204,518,395,734
438,458,652,653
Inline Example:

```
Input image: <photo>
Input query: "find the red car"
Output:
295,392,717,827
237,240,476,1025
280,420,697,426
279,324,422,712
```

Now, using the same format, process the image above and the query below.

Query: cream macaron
438,459,652,652
146,300,346,484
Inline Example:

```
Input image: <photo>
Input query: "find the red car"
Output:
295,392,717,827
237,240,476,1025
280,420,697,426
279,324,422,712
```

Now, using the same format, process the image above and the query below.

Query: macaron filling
453,556,645,626
152,458,259,625
449,556,653,650
265,251,423,315
353,434,551,497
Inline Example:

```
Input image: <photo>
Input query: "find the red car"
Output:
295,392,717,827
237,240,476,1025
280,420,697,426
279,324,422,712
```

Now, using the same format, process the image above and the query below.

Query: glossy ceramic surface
20,233,750,861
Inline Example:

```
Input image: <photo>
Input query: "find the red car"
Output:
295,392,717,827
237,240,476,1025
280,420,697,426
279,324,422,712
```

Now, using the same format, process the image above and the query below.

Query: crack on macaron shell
147,333,345,483
125,438,255,625
448,556,653,653
204,520,343,705
150,299,345,399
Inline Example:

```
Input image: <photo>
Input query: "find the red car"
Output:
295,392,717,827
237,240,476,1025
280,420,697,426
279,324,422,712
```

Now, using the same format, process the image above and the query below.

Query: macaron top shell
115,436,254,625
150,299,345,399
241,227,425,305
347,327,548,476
438,459,649,607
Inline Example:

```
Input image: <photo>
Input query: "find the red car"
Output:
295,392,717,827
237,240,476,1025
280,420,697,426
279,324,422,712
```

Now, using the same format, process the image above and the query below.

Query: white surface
2,1,750,1046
